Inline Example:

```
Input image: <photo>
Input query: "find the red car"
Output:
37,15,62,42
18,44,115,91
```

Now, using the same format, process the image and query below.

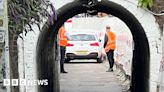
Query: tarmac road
60,60,123,92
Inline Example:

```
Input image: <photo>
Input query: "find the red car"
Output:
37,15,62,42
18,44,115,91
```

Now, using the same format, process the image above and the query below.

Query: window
69,34,96,41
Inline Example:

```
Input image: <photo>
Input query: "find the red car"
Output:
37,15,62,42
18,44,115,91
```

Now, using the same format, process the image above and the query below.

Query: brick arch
36,0,150,92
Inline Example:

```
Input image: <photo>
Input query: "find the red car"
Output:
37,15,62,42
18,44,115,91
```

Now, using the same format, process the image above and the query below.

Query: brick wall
152,0,164,32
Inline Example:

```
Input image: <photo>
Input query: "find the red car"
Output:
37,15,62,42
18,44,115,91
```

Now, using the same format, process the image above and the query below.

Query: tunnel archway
36,0,150,92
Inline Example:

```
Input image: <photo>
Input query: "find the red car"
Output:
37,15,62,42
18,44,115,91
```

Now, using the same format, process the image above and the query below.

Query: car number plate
76,51,88,55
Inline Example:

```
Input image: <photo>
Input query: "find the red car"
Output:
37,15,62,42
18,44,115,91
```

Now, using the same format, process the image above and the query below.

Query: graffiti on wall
115,34,133,76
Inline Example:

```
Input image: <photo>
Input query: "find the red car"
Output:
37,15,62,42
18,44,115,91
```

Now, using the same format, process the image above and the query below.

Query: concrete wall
158,26,164,92
152,1,164,91
109,0,162,92
17,20,47,92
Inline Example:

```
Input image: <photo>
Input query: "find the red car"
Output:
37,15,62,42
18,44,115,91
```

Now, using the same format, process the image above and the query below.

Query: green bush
138,0,154,8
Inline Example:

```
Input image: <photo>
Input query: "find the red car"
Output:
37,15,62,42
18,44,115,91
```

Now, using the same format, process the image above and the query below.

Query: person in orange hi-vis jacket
104,26,116,72
58,26,68,73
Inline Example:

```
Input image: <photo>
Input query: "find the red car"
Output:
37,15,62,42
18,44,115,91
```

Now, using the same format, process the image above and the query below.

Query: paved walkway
60,60,122,92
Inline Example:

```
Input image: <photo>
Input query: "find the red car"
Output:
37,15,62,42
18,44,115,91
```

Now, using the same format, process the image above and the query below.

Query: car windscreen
68,34,96,41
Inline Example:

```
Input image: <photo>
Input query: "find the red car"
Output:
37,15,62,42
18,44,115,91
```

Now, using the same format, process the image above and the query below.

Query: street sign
0,30,4,43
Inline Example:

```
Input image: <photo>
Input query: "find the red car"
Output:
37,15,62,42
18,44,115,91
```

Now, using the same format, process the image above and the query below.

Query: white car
65,31,104,63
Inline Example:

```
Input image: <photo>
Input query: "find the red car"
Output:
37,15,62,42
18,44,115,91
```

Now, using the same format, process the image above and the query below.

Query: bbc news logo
3,79,48,86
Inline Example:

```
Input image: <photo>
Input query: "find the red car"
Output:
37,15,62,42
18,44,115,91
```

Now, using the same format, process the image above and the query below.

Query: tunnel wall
112,1,162,92
17,20,47,92
158,28,164,92
17,0,163,92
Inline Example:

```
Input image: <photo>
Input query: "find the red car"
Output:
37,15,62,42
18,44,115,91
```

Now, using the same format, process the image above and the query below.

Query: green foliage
138,0,154,8
8,0,55,35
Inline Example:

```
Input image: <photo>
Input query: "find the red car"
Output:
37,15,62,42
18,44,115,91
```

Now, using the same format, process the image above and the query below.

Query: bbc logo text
3,79,48,86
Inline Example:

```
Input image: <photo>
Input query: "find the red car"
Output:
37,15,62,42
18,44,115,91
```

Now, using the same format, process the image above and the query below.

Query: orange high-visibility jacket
104,30,116,52
58,27,67,46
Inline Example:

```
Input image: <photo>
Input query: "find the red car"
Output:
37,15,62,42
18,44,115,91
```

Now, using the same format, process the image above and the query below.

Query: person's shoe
106,68,113,72
61,71,68,73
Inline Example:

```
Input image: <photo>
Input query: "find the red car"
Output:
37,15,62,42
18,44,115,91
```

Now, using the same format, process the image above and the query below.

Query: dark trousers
106,50,114,69
60,46,66,72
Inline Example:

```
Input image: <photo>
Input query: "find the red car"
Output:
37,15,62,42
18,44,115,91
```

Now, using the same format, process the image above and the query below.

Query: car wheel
97,58,103,63
65,59,70,63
